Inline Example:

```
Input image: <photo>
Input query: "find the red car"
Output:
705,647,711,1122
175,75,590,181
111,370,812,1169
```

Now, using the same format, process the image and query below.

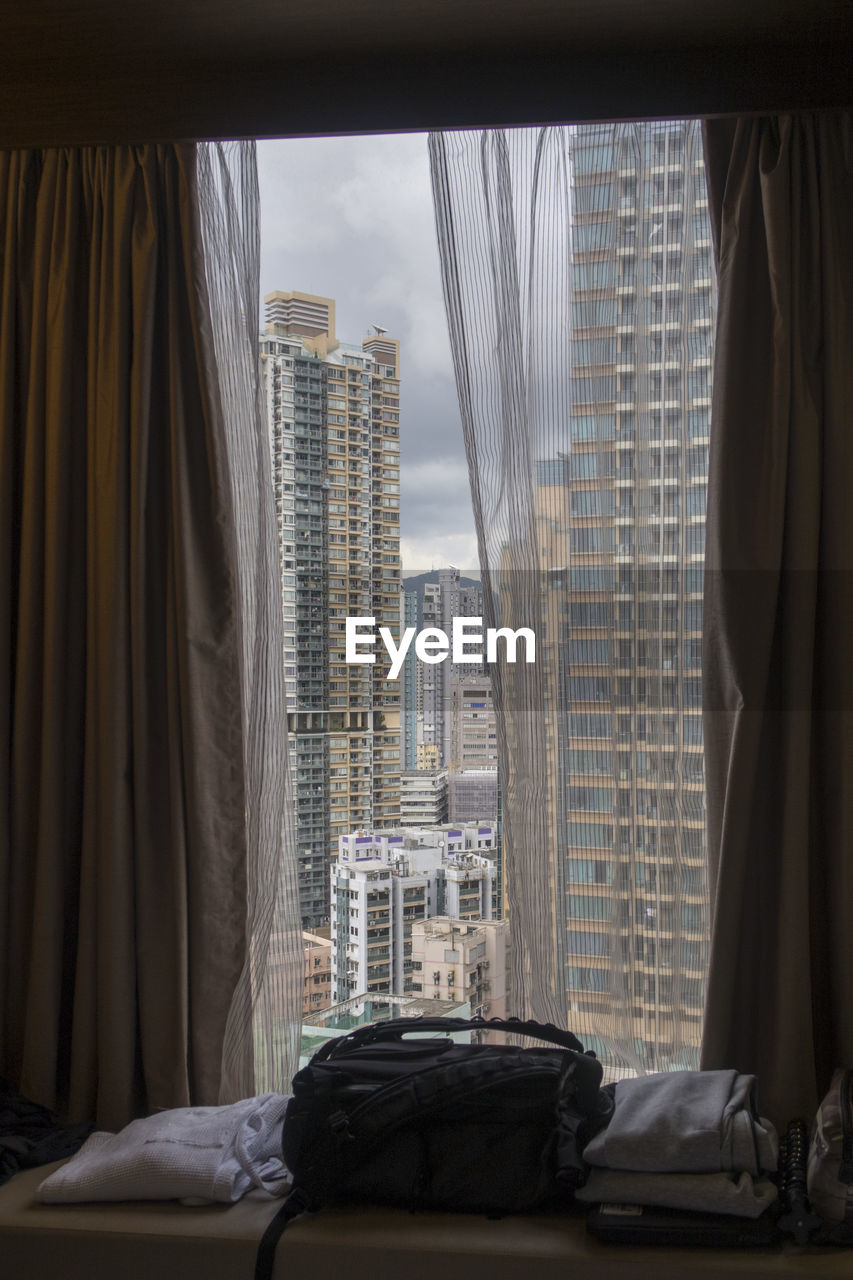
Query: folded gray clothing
583,1070,778,1176
576,1169,779,1219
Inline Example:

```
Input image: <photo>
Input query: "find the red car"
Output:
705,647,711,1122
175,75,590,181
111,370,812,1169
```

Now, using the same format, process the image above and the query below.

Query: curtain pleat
0,143,297,1128
700,113,853,1126
430,124,714,1072
193,143,302,1102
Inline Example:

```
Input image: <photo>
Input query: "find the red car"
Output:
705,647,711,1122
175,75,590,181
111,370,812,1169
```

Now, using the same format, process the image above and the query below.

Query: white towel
37,1094,291,1205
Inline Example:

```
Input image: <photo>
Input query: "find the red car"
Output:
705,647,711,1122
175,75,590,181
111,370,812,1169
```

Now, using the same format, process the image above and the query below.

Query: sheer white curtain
430,123,714,1072
195,142,302,1099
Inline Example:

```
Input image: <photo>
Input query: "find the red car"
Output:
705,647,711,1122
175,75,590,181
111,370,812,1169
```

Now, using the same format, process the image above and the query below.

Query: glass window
567,930,609,957
568,822,614,848
569,713,612,738
570,526,603,553
574,142,615,174
568,893,612,920
569,638,610,664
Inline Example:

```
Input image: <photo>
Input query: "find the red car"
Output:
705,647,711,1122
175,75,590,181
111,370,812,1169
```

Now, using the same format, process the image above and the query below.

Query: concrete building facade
330,823,497,1003
420,568,485,768
302,930,333,1016
449,677,498,769
400,768,449,827
400,589,420,769
409,916,509,1021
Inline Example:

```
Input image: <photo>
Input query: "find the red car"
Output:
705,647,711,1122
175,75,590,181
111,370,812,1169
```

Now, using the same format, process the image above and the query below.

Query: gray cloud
258,135,475,572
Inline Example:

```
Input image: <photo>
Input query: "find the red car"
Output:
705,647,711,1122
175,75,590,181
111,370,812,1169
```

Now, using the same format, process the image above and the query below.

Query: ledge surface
1,1161,851,1280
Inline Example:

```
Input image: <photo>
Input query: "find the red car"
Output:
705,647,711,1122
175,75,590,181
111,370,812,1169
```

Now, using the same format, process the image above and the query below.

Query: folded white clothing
37,1093,291,1205
575,1168,779,1219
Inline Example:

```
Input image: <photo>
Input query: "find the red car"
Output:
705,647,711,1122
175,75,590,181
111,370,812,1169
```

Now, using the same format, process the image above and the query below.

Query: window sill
1,1162,849,1280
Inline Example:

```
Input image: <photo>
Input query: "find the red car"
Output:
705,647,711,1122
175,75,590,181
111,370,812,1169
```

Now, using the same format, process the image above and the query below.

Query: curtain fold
0,142,298,1129
430,124,714,1072
700,113,853,1126
193,143,302,1102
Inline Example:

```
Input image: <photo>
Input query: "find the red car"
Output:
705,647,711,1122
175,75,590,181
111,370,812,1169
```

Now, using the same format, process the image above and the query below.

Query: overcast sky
257,134,478,576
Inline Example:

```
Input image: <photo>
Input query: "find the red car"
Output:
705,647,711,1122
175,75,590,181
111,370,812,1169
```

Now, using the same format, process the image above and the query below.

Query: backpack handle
315,1014,590,1062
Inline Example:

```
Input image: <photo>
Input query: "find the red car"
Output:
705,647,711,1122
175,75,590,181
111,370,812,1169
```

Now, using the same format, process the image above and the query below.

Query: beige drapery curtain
700,113,853,1127
0,144,298,1130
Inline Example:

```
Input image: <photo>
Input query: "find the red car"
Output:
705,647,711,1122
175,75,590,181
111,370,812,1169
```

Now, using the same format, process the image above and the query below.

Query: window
572,260,615,291
568,894,612,921
255,119,716,1085
573,298,617,327
571,337,617,364
568,787,614,812
569,712,611,738
573,221,614,253
567,858,613,884
569,452,599,480
574,142,615,173
569,638,610,664
568,822,613,848
567,965,609,991
567,929,608,957
571,413,616,441
569,675,611,702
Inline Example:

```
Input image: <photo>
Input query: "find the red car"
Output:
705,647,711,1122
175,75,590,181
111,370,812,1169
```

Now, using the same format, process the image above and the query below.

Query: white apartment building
331,823,497,1003
400,768,448,827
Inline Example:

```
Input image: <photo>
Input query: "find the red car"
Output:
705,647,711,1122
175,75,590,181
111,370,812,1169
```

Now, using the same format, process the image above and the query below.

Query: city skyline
262,122,713,1074
258,135,479,573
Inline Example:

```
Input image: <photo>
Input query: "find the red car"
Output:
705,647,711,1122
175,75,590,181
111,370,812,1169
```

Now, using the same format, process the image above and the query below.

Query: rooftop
303,993,467,1029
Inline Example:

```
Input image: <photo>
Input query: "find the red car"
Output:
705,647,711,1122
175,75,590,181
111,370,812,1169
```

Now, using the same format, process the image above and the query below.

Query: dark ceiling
0,0,851,145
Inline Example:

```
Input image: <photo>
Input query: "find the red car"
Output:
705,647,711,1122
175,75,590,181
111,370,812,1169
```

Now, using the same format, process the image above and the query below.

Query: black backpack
255,1015,609,1279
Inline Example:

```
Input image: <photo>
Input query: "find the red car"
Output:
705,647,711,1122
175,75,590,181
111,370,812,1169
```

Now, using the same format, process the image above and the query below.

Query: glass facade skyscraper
552,121,713,1068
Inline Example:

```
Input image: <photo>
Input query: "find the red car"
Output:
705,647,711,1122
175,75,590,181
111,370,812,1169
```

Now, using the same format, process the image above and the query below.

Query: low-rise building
448,767,498,823
330,823,497,1003
302,929,332,1016
409,916,509,1022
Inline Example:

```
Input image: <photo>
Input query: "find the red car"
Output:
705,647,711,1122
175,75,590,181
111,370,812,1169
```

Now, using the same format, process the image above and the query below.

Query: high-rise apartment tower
261,291,403,928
